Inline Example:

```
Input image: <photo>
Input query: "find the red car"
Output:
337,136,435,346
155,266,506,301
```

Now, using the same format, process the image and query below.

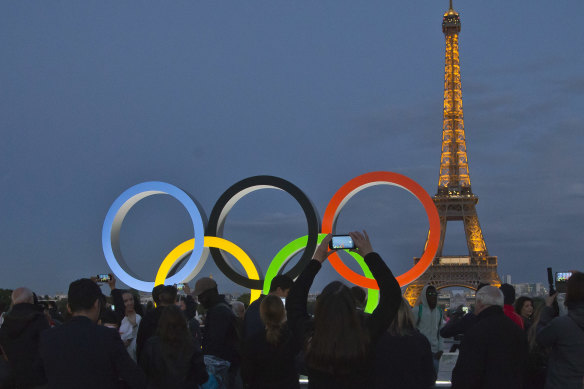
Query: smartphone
175,283,185,291
555,272,572,293
329,235,355,250
462,306,469,314
97,274,112,283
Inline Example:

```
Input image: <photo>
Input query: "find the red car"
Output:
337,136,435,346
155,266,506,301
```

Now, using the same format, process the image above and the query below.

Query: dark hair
152,285,165,305
158,286,178,306
157,305,193,360
306,281,369,375
351,286,366,308
68,279,103,313
100,309,120,328
514,296,533,317
269,275,294,293
565,272,584,305
260,295,285,345
499,284,516,305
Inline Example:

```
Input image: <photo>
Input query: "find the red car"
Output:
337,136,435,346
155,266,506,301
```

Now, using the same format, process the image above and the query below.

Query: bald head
12,287,34,304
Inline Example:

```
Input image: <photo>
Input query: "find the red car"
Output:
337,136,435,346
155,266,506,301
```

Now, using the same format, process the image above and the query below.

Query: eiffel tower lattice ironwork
403,2,501,306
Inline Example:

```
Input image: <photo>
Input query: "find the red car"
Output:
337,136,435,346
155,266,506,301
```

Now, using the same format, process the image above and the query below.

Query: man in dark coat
0,287,49,388
194,277,241,387
451,286,528,389
39,279,146,389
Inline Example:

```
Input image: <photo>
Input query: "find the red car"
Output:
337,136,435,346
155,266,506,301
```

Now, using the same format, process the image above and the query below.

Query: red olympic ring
322,171,440,289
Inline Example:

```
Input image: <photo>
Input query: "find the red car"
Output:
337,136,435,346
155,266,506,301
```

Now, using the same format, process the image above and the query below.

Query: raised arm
349,231,401,341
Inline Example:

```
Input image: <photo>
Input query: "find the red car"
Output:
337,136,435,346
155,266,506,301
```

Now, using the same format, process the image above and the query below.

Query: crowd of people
0,231,583,389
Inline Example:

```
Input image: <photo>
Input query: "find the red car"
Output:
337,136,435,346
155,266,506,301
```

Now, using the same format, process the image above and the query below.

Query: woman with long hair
286,231,402,388
119,291,142,361
374,297,436,388
241,294,300,389
514,296,534,331
139,305,209,389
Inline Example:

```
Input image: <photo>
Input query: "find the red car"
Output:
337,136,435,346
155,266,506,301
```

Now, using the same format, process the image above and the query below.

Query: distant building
505,274,512,284
512,283,548,297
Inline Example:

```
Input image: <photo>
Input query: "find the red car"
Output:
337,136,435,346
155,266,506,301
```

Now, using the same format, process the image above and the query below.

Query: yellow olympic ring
155,236,262,304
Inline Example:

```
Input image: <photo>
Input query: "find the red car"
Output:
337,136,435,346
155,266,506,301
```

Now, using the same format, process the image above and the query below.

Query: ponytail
260,295,286,346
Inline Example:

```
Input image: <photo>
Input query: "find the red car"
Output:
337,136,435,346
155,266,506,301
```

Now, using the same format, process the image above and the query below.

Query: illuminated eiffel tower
404,1,501,306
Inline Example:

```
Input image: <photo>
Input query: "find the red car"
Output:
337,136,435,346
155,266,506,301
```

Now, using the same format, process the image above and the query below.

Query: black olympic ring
206,175,321,290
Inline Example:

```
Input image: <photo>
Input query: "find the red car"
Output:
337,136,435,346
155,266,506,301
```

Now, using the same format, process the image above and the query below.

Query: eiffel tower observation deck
404,1,501,306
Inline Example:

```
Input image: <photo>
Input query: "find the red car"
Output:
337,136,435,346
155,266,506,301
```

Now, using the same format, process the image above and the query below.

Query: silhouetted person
39,279,146,389
413,285,443,371
537,271,584,389
244,275,293,339
286,231,402,388
0,287,49,388
135,285,177,361
451,286,528,389
500,283,524,329
139,305,209,388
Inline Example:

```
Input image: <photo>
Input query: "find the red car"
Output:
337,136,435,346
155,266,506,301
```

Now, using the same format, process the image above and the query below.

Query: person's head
269,275,294,298
11,287,34,305
307,281,369,375
514,296,534,319
260,295,285,345
122,291,135,313
232,301,245,320
475,286,504,315
565,271,584,306
350,286,367,309
100,309,120,330
499,283,516,305
193,277,218,309
158,285,178,307
175,295,187,311
388,298,416,336
425,285,438,310
157,305,192,353
151,284,165,305
67,279,105,323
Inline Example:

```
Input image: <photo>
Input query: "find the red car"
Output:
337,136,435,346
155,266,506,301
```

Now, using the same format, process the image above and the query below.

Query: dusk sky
2,1,583,296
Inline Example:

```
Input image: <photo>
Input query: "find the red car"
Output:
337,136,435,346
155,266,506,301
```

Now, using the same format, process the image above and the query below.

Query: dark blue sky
2,1,583,295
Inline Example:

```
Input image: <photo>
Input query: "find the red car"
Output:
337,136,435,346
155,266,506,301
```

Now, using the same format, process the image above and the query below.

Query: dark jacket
243,294,265,339
135,306,164,361
374,330,436,389
536,302,584,389
451,305,528,389
202,295,240,364
39,315,146,389
0,303,49,388
286,253,402,389
139,335,208,389
241,324,300,389
439,312,478,338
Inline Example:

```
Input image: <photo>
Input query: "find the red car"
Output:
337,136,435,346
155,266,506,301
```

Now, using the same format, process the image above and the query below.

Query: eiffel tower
404,2,501,306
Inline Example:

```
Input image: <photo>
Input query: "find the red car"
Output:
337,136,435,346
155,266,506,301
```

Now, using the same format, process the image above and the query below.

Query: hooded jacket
413,285,443,353
536,302,584,389
0,303,50,387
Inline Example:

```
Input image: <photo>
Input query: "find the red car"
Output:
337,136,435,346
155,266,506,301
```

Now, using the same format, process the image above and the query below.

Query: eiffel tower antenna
404,3,500,306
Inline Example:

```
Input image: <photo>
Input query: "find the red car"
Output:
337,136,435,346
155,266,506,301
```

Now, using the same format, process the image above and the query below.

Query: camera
329,235,355,250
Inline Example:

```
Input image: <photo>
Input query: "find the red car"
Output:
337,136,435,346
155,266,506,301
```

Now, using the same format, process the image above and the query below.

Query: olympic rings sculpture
102,172,440,311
